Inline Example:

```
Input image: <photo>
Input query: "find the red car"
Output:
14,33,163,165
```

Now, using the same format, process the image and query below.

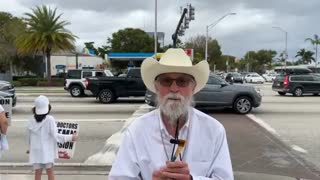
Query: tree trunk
46,50,51,84
9,60,13,82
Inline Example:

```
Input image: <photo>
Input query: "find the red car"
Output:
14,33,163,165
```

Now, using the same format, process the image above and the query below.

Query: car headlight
0,85,12,91
255,87,261,95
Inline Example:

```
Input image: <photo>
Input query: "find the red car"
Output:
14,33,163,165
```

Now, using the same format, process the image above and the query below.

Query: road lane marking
246,114,279,136
291,145,308,154
12,119,126,122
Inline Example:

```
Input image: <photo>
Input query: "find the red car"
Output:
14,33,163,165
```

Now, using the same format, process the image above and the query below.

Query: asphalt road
1,86,320,179
250,83,320,171
1,95,140,163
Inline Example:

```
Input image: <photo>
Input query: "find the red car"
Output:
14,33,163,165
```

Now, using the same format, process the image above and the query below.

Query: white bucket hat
141,48,210,94
34,95,50,115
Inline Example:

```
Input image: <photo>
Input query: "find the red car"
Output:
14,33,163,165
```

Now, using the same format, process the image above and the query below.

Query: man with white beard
109,48,233,180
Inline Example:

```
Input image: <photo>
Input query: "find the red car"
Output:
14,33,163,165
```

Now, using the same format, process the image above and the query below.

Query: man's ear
154,82,159,92
192,82,197,92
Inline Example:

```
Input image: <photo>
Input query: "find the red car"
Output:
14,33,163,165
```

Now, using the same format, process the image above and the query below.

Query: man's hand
161,161,191,180
72,133,78,141
152,168,169,180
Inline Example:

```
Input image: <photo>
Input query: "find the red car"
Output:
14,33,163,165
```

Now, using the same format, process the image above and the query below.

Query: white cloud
1,0,320,59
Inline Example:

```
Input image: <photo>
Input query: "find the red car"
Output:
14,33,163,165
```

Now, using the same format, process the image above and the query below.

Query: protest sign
0,98,12,125
57,121,79,159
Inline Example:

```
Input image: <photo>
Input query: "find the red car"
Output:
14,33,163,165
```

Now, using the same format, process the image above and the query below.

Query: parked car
262,74,276,82
272,73,320,96
64,69,113,97
86,68,146,103
225,72,244,84
244,74,265,83
0,81,16,107
145,75,262,114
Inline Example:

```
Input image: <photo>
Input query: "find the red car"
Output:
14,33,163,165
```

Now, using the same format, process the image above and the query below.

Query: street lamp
205,13,236,61
272,26,288,69
154,0,158,58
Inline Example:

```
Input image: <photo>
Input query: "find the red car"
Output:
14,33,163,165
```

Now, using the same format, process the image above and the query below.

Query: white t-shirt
0,105,4,113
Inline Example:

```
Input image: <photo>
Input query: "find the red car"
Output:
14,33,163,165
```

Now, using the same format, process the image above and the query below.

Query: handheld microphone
170,139,180,144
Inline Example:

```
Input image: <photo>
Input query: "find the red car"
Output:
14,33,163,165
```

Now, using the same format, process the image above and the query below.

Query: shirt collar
158,107,192,133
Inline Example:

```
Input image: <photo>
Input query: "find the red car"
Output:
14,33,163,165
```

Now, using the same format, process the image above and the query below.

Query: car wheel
278,92,286,96
233,96,252,114
293,87,303,97
313,93,319,96
70,85,83,97
98,89,115,103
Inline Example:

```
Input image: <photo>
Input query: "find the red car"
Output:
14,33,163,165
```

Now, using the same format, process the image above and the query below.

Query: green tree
305,34,320,65
109,28,155,52
184,35,222,69
295,48,315,64
242,50,277,73
220,55,236,71
16,6,77,82
0,12,26,75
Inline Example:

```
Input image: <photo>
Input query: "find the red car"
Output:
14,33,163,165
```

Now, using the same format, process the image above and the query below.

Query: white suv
64,69,113,97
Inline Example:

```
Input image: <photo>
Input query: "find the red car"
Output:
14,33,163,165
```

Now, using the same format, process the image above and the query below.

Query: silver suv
145,75,262,114
64,69,113,97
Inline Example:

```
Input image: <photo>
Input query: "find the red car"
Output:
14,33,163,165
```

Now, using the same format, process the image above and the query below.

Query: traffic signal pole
172,8,188,48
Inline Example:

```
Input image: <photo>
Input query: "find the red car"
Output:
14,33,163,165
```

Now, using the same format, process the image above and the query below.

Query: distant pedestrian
0,104,9,159
27,95,78,180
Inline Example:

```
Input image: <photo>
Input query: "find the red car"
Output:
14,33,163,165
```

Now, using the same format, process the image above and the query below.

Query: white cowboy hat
141,48,210,94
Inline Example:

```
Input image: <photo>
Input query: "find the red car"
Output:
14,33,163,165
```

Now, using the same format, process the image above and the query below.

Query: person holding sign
0,104,9,159
109,48,233,180
0,105,8,134
27,95,78,180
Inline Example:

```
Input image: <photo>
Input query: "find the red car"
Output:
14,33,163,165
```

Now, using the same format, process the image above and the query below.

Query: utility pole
154,0,158,58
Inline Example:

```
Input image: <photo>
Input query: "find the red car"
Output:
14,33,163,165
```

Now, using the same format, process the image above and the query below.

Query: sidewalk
0,171,313,180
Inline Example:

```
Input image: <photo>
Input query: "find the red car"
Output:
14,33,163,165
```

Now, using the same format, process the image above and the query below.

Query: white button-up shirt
109,107,233,180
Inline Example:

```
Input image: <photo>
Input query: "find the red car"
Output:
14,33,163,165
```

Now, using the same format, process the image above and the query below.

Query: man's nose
169,81,180,92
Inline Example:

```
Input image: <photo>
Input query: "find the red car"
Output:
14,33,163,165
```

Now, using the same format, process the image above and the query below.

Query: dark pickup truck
85,68,146,103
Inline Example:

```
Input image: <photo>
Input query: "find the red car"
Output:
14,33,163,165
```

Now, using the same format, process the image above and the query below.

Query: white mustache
164,93,184,101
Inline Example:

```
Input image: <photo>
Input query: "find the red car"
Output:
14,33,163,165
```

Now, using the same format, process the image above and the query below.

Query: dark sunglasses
156,76,194,87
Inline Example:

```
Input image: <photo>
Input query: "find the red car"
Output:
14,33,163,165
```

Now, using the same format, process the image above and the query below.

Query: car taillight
85,79,89,89
283,76,289,86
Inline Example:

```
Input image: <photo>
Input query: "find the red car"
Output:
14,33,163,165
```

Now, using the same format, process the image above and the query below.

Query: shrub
12,81,22,87
18,78,39,86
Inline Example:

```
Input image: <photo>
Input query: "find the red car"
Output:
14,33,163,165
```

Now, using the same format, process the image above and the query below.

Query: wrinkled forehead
155,73,195,80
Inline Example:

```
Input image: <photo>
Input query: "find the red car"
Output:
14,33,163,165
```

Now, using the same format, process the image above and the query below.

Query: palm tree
295,48,315,64
16,6,77,82
305,34,320,66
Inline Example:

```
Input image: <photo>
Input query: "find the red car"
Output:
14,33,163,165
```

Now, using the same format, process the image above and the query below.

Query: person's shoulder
192,108,225,131
45,115,56,123
127,109,158,133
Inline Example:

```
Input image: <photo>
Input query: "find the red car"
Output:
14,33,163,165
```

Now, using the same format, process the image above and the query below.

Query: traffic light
184,17,190,29
189,4,195,20
178,26,185,36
